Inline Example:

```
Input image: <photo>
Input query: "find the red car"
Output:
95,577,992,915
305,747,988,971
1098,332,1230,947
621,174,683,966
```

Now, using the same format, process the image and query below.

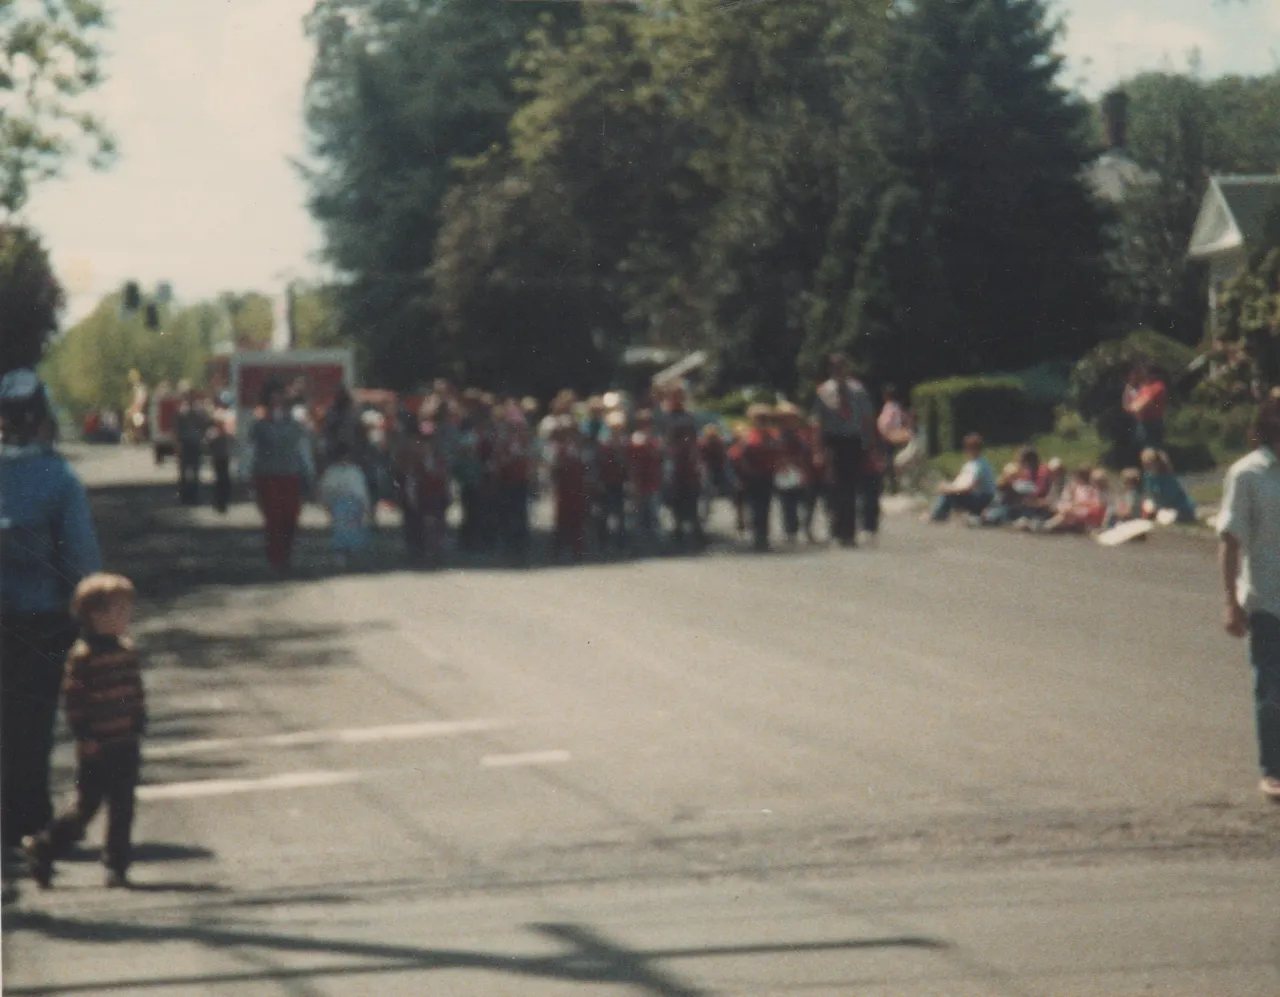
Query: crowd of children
926,435,1198,536
313,380,900,567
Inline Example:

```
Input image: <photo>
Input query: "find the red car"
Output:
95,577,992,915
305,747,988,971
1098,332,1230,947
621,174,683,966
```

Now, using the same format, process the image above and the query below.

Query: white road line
480,749,572,768
146,718,508,760
137,770,360,801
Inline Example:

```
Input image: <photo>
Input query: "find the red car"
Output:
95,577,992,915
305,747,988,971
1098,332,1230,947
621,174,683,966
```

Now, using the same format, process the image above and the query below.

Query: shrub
911,376,1028,454
700,388,766,418
1054,406,1087,441
1069,329,1196,443
1167,403,1256,451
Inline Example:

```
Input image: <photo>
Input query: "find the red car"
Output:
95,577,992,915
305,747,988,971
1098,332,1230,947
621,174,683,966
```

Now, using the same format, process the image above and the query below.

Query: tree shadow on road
4,909,947,997
89,479,828,610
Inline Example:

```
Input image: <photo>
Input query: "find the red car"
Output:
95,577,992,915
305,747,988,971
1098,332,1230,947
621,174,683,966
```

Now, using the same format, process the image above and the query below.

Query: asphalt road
4,445,1278,996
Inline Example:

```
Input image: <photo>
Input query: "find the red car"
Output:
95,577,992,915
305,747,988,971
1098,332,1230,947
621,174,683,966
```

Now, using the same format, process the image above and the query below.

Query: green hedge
912,376,1029,455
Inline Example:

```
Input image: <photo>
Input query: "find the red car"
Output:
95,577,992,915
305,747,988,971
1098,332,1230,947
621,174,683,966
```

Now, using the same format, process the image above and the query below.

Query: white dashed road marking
480,749,572,768
138,770,361,801
147,718,508,760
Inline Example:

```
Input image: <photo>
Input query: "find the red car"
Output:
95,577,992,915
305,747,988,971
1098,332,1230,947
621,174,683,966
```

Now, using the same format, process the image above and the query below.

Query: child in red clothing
774,403,812,544
595,410,630,551
627,410,665,551
551,419,590,560
667,421,706,548
730,404,778,551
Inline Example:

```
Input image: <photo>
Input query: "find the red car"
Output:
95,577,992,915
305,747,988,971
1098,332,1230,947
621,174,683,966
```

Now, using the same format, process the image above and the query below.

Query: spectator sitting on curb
1140,449,1197,524
925,433,996,524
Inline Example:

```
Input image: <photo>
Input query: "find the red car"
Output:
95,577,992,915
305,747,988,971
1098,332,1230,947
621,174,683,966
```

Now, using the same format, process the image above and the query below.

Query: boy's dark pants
778,487,804,538
212,455,232,512
824,434,864,545
38,741,140,874
670,486,704,545
178,443,202,504
744,478,773,550
596,484,627,549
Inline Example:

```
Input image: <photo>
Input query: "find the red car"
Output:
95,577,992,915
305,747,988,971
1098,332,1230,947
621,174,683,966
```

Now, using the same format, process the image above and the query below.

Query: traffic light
122,280,141,312
145,303,160,330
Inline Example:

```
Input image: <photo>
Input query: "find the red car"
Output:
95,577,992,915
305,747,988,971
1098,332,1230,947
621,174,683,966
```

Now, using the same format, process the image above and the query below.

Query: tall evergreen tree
841,184,958,385
877,0,1114,375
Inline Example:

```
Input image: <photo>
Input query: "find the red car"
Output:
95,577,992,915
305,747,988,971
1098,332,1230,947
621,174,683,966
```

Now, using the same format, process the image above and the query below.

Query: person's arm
1220,533,1249,637
1217,464,1251,636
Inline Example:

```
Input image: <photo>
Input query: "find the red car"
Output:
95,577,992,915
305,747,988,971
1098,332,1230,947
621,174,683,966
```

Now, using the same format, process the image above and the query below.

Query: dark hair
882,383,900,403
0,385,52,445
259,378,285,408
1017,446,1040,473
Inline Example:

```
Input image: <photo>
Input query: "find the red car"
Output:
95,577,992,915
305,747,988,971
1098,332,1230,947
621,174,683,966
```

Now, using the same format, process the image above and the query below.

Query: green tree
876,0,1115,375
43,293,215,419
0,222,63,374
839,184,959,385
0,0,114,213
301,0,577,388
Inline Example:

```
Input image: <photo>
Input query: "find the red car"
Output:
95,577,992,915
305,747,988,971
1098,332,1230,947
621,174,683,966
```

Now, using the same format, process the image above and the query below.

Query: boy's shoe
21,836,52,889
104,868,130,889
1260,776,1280,802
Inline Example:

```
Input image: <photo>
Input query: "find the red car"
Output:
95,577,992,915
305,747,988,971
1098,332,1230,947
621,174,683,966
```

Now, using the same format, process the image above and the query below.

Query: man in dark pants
1218,394,1280,803
812,355,875,547
174,385,208,505
0,370,103,857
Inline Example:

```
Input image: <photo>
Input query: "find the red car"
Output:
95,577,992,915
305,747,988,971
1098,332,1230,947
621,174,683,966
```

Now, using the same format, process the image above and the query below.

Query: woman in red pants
247,380,314,572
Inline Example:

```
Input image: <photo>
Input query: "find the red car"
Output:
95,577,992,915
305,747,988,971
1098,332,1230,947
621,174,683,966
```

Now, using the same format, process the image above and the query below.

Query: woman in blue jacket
0,370,102,850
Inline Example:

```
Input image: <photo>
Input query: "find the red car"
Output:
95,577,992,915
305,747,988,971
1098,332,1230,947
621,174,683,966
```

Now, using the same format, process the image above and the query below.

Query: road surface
4,445,1278,996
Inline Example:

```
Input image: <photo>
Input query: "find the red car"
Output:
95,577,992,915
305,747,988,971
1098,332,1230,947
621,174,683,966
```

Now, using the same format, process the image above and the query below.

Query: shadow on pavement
4,911,947,997
89,478,828,608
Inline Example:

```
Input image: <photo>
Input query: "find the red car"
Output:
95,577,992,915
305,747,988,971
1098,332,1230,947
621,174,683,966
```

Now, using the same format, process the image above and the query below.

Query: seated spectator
1108,467,1143,526
926,433,996,523
1029,467,1109,534
1140,448,1197,524
980,462,1026,526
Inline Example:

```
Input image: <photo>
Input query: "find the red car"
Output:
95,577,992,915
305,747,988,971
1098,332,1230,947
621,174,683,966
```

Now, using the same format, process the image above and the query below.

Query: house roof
1188,175,1280,261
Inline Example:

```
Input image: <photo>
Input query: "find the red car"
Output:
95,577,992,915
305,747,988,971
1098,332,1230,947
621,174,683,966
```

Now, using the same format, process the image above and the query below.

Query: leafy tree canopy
0,222,63,374
0,0,114,213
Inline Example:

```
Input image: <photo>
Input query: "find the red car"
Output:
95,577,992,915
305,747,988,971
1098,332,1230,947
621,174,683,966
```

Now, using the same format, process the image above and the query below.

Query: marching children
596,410,631,551
774,403,812,544
732,404,778,552
318,442,373,568
667,420,706,548
627,409,665,552
24,574,146,889
493,410,534,564
550,418,590,561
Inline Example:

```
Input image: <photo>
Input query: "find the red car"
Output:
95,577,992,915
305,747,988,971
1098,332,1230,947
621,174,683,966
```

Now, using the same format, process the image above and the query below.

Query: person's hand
1224,601,1249,638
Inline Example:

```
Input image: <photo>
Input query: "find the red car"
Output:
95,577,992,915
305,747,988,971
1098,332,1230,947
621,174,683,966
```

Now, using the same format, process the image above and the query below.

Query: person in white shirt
926,433,996,523
1217,394,1280,802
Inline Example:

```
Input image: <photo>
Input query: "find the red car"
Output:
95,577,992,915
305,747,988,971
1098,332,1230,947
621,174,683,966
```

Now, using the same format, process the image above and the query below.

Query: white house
1188,174,1280,321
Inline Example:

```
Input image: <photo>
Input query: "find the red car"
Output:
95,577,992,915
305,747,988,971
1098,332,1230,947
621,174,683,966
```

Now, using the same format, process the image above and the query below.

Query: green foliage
1110,70,1280,344
1068,329,1196,441
0,223,64,374
42,294,222,419
1211,248,1280,387
911,376,1029,454
832,184,958,385
301,0,578,388
0,0,114,212
1054,406,1086,441
218,292,274,350
1167,403,1257,452
876,0,1115,375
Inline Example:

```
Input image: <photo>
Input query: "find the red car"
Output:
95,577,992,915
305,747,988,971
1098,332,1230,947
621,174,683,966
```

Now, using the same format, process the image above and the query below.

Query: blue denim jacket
0,446,102,615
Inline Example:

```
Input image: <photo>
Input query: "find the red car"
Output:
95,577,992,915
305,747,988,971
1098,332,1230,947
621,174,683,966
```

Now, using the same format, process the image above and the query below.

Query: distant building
1188,174,1280,325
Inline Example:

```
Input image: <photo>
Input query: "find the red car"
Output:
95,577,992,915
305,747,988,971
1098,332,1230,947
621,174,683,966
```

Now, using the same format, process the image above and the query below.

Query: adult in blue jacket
0,370,102,849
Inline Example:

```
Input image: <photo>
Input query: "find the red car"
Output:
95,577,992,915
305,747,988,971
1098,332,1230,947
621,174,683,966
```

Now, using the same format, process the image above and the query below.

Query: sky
18,0,1280,325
